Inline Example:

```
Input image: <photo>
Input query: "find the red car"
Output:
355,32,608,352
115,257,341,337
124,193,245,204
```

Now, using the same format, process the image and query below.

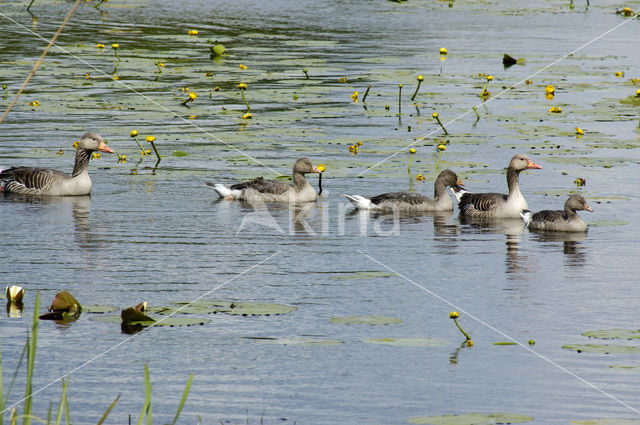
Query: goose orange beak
98,141,114,154
585,203,593,212
456,178,464,186
311,167,322,173
527,160,541,169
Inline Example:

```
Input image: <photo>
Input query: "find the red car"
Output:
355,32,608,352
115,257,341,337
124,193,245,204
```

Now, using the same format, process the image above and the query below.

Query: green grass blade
54,379,68,425
46,402,51,425
170,373,193,425
144,365,151,425
5,342,27,408
24,292,39,425
96,394,119,425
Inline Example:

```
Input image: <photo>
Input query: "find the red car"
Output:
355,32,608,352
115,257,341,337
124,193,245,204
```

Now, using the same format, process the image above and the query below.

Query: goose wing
1,167,68,194
370,192,430,206
459,192,507,212
230,177,290,195
531,209,566,223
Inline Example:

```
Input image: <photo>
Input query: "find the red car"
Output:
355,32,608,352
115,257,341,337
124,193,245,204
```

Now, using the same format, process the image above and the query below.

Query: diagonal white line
0,12,283,176
0,250,282,414
357,249,640,417
356,15,637,176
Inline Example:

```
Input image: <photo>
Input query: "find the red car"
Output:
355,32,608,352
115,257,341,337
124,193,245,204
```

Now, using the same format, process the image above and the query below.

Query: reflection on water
529,231,587,267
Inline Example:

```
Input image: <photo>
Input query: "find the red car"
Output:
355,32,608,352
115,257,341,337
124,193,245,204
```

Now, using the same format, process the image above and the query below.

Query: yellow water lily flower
28,100,40,107
237,82,247,90
111,43,119,49
96,43,105,48
615,71,624,78
146,135,156,143
239,64,248,70
545,84,555,94
130,130,138,137
432,112,439,118
188,29,198,36
437,144,446,151
439,47,448,55
486,75,493,81
549,106,562,113
317,164,326,172
417,75,424,82
635,89,640,97
409,148,416,154
242,112,252,119
576,127,584,135
416,174,425,182
189,92,197,101
351,91,358,102
449,311,459,319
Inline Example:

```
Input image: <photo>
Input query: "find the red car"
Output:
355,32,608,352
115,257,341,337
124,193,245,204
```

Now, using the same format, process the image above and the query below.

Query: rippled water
1,0,640,423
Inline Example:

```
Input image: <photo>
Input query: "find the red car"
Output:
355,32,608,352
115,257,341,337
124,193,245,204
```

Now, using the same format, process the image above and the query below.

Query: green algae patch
362,337,448,347
589,220,628,227
407,412,533,424
562,344,640,354
571,420,640,425
330,315,402,325
493,342,518,346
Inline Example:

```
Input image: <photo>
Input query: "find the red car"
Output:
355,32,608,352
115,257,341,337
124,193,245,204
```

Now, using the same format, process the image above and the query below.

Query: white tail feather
206,182,241,199
520,209,532,226
343,194,377,210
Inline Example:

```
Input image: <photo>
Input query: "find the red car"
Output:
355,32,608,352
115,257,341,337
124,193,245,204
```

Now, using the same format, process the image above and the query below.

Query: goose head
78,132,114,154
566,194,592,212
293,157,321,174
438,169,464,190
509,153,541,172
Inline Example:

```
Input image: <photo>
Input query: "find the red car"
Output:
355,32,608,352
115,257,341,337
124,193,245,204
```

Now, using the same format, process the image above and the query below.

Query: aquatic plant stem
26,0,35,11
411,77,423,101
149,141,161,162
240,89,250,112
96,395,120,425
131,135,146,154
362,83,372,102
433,113,449,135
54,379,68,425
407,152,413,173
397,84,402,114
0,0,82,125
436,150,442,170
453,317,471,341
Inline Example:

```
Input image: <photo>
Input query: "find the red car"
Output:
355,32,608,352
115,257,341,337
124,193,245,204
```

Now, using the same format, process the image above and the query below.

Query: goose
452,153,541,219
0,132,113,196
206,157,322,203
521,194,592,232
343,169,464,212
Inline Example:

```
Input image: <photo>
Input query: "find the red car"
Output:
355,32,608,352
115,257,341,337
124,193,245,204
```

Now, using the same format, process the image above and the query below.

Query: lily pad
493,342,518,346
172,150,188,157
89,314,210,327
82,305,119,314
330,315,402,325
562,344,640,354
250,337,344,346
329,271,396,280
571,420,640,425
582,329,640,340
362,337,448,347
407,412,533,425
170,300,297,316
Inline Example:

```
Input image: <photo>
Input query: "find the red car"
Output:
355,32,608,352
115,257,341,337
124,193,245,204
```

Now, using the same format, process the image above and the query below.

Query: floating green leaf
329,271,396,280
493,342,518,346
407,412,533,425
89,314,210,327
362,337,448,347
172,150,188,157
571,420,640,425
562,344,640,354
330,315,402,325
582,329,640,340
589,220,628,227
250,337,344,346
169,300,297,316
